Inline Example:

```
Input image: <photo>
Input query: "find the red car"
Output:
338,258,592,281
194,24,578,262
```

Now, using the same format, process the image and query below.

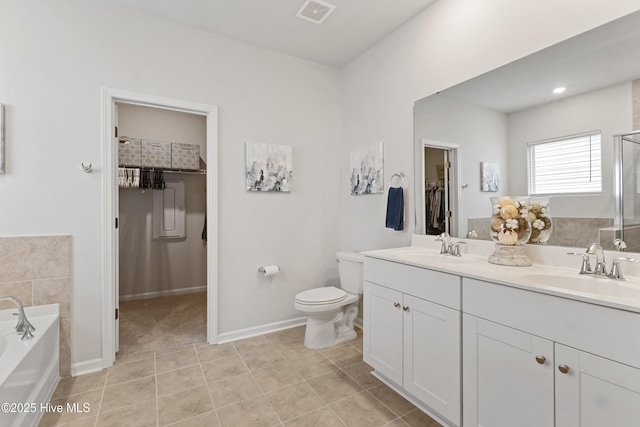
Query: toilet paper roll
259,265,280,277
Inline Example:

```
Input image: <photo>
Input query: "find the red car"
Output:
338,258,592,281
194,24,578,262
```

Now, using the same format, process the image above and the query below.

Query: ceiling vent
296,0,336,25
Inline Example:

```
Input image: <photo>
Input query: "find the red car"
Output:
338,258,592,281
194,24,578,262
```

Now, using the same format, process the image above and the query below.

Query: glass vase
528,197,553,244
490,196,532,246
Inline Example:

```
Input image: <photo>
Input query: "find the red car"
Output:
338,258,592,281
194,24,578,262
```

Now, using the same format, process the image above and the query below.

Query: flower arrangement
528,198,552,244
490,196,531,245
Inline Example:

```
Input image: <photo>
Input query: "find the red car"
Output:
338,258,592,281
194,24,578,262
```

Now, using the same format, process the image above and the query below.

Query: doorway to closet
420,140,459,237
116,103,208,360
101,88,218,368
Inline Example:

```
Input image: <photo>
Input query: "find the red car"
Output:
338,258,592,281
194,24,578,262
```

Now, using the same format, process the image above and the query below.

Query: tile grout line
299,351,350,426
233,339,286,426
261,337,331,426
333,357,418,423
195,342,224,426
154,351,159,427
92,365,109,426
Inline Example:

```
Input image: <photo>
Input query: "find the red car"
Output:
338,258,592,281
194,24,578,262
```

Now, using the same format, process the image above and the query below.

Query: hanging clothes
118,167,141,188
426,185,445,234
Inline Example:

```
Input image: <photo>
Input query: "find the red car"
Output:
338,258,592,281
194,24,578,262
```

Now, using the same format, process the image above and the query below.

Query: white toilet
294,251,364,349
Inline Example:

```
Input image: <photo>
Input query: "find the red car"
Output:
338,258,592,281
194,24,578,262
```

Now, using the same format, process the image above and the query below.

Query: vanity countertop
363,236,640,314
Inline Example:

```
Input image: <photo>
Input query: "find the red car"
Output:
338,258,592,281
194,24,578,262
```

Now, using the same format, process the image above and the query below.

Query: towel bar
389,172,404,188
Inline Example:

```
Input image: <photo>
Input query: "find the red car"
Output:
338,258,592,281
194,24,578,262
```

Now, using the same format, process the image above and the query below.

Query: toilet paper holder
258,265,280,276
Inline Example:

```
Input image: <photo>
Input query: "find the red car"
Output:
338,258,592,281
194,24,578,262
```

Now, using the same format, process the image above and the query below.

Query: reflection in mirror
414,9,640,251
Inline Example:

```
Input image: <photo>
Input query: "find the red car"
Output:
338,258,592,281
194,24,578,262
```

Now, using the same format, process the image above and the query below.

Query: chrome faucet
568,241,640,281
608,257,640,280
613,238,627,251
586,243,607,276
0,296,35,340
436,232,452,254
435,232,466,257
567,252,593,274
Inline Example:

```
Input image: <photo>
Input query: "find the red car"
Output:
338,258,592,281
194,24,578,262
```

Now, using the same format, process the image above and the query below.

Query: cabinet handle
403,306,410,312
558,364,570,374
393,302,400,308
535,355,546,365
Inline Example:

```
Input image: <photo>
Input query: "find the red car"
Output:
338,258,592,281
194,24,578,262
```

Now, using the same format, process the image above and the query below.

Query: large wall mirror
414,9,640,251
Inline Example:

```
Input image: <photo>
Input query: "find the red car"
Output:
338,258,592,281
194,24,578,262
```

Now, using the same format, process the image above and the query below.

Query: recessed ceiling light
553,87,566,94
296,0,336,25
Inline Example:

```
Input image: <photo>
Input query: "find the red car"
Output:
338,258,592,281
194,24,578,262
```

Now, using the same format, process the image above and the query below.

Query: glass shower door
614,131,640,251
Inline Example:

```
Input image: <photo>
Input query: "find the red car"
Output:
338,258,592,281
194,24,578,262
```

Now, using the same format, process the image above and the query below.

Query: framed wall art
350,142,384,195
481,161,500,192
245,142,293,192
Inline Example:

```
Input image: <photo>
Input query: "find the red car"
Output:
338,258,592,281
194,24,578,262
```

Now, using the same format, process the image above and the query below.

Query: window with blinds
527,131,602,195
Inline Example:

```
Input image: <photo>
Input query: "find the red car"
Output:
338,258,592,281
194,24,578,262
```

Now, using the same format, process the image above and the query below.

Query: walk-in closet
116,103,208,360
424,146,452,235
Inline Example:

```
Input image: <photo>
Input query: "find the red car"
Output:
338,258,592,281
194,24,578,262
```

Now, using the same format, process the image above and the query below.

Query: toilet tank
336,251,365,294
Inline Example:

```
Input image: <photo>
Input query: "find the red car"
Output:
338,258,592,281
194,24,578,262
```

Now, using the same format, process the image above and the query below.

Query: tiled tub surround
41,327,439,427
0,235,71,377
468,217,614,248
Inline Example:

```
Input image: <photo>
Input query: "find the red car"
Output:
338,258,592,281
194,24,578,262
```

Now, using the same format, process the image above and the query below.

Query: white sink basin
519,273,640,299
389,248,479,264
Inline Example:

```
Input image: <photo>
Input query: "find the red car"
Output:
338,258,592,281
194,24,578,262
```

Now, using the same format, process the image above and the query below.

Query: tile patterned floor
40,326,441,426
117,292,208,361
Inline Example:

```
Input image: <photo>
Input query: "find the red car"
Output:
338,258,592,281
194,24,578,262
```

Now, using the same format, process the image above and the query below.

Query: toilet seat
295,286,346,305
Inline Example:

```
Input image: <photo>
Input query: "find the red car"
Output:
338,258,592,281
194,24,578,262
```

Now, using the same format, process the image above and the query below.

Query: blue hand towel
385,187,404,231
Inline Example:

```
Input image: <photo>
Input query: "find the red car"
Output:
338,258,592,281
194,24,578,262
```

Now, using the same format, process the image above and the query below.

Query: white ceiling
98,0,437,68
438,10,640,113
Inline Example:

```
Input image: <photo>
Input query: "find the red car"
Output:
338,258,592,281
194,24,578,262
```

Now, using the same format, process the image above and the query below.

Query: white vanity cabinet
463,277,640,427
463,314,555,427
555,344,640,427
363,257,461,426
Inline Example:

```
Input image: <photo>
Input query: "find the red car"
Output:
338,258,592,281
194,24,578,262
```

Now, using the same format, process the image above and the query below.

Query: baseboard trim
119,286,207,302
217,316,307,344
71,358,105,377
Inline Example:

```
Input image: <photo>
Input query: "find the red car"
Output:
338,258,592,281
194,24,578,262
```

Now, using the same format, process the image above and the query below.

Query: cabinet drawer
463,277,640,369
364,257,461,309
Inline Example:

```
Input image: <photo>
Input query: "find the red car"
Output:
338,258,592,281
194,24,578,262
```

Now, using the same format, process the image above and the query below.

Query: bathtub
0,304,60,427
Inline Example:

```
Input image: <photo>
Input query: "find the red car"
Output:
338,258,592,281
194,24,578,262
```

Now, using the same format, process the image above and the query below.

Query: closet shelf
148,167,206,175
120,166,206,175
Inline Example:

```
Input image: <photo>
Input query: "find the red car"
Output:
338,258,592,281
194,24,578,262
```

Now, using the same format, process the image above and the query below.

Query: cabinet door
463,314,554,427
363,281,403,384
403,295,460,426
555,344,640,427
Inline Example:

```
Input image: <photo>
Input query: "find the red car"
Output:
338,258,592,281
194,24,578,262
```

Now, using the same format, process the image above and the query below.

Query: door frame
101,87,219,367
419,139,461,237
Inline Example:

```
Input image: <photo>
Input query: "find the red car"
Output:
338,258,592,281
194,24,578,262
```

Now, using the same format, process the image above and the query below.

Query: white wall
340,0,640,251
414,95,509,237
118,104,207,299
508,81,633,218
0,0,341,369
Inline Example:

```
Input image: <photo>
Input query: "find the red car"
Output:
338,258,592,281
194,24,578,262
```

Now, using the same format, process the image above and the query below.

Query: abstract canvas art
246,142,293,192
350,142,384,195
481,161,500,192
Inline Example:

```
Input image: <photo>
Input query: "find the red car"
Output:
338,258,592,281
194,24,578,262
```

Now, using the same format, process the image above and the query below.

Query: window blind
527,131,601,195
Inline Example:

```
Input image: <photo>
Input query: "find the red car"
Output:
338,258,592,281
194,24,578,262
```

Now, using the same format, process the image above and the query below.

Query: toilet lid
296,286,346,305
